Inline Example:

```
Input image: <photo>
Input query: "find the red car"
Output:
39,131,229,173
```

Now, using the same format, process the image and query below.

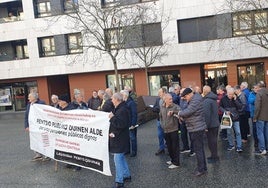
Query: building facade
0,0,267,111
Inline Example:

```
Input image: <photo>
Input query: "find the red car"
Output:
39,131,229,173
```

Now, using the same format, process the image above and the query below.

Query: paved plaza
0,111,268,188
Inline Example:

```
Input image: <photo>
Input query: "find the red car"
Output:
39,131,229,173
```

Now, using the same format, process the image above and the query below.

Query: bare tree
226,0,268,50
57,0,144,91
127,3,173,95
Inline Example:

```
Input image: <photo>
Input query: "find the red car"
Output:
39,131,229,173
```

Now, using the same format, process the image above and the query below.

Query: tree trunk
112,57,120,92
145,66,149,95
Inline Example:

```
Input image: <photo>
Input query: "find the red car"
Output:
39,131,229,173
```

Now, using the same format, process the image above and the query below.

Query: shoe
42,157,51,162
192,170,207,177
155,149,165,155
113,182,124,188
168,164,179,169
188,152,196,157
227,146,235,151
31,155,42,162
236,148,243,153
123,176,131,183
180,149,191,153
255,150,267,155
166,161,172,165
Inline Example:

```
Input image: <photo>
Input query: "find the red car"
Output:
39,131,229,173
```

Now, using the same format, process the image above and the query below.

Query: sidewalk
0,112,267,188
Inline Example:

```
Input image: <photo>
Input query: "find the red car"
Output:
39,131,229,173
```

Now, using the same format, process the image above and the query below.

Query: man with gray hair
121,90,138,157
109,92,131,188
254,81,268,155
24,91,47,161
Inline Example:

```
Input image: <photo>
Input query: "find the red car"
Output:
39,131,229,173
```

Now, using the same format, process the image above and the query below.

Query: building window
237,63,264,89
64,0,78,13
39,37,55,57
105,22,162,49
15,44,29,59
178,16,217,43
148,71,180,96
105,28,124,50
67,33,83,54
233,10,268,36
35,1,51,18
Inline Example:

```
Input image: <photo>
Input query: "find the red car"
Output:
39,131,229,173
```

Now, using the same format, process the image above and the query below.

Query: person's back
254,86,268,121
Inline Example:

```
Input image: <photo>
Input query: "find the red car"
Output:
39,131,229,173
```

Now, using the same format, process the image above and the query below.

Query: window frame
36,1,51,18
39,36,55,57
67,33,83,54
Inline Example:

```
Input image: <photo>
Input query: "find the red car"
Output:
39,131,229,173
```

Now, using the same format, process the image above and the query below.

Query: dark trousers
206,127,219,158
239,113,249,140
165,130,180,166
180,122,190,150
189,130,207,172
130,128,137,154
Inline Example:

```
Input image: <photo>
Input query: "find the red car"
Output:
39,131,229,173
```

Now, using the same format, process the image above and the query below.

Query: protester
202,85,220,163
160,94,181,169
58,93,82,171
240,81,251,137
124,85,137,104
50,94,59,108
70,89,88,110
121,90,138,157
87,90,102,110
173,88,207,176
253,81,268,155
234,85,248,143
101,88,114,112
152,87,167,155
219,87,243,152
217,85,227,140
24,91,48,162
109,93,131,188
248,84,260,151
179,88,192,155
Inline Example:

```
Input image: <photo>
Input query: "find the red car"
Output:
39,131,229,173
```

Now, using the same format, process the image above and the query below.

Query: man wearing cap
171,88,207,177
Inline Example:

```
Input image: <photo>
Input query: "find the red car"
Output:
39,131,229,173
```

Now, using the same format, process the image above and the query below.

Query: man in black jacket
109,93,131,188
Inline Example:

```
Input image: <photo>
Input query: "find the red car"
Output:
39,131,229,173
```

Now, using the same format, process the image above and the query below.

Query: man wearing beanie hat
171,87,207,177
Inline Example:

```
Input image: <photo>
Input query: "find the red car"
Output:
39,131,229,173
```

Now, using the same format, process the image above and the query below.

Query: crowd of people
24,86,137,188
24,81,268,188
152,81,268,178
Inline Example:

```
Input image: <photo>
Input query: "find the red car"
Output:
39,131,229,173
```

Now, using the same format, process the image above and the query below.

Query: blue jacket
24,99,46,129
242,88,250,112
126,97,137,127
248,91,256,118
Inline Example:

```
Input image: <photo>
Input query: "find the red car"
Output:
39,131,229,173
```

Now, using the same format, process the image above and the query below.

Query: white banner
29,104,111,176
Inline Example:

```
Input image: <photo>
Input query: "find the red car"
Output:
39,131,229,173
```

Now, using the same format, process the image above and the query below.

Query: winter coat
248,91,256,118
237,92,246,115
70,101,88,110
241,88,250,112
24,99,46,129
152,97,164,121
179,93,206,132
203,92,220,129
101,99,115,112
254,87,268,121
87,97,102,110
219,95,243,122
159,103,180,133
126,97,137,126
109,102,130,153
